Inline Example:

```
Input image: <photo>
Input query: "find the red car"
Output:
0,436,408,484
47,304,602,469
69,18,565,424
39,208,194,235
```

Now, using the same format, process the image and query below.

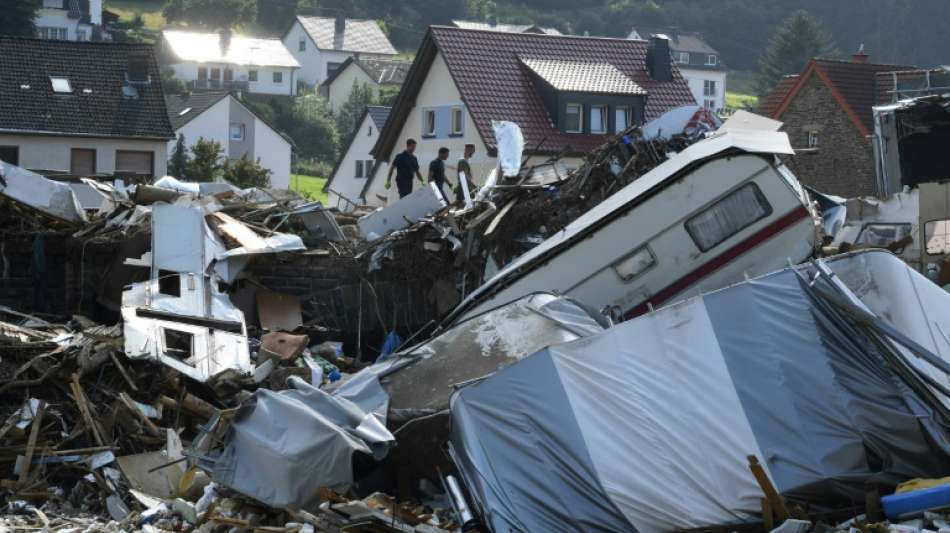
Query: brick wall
779,75,877,197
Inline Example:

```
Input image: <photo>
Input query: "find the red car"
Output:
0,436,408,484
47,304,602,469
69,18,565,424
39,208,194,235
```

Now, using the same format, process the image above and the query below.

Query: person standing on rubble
428,147,453,203
455,143,477,205
385,139,424,198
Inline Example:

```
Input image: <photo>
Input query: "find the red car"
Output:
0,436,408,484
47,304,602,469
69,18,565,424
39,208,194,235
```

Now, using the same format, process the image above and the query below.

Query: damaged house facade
0,38,174,179
364,26,696,204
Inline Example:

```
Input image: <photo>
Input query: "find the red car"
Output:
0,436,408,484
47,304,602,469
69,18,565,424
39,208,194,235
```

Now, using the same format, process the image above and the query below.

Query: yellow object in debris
896,477,950,493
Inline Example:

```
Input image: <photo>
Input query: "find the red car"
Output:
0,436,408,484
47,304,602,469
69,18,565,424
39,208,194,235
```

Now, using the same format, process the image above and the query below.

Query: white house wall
0,134,168,177
682,68,727,112
169,62,297,96
327,65,379,111
284,21,323,87
252,116,292,189
328,113,386,210
35,9,84,40
167,97,231,162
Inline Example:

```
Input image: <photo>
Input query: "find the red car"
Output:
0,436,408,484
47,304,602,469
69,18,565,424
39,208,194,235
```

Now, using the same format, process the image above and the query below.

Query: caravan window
612,246,656,282
685,183,772,252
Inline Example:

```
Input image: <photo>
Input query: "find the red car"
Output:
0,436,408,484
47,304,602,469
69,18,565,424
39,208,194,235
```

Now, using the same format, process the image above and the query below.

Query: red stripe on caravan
623,206,811,320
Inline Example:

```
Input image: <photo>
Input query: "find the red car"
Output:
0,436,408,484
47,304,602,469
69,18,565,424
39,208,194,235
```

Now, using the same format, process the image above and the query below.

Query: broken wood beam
747,454,789,521
159,393,216,420
70,374,106,447
18,400,46,487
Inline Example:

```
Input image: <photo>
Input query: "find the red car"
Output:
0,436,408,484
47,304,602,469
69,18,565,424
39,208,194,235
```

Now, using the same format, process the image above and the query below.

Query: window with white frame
423,109,436,136
229,123,245,140
706,54,718,66
590,105,607,134
38,27,68,40
685,183,772,252
704,99,715,110
703,80,717,96
273,71,283,83
807,130,819,148
564,103,582,133
298,39,306,51
451,106,464,135
678,52,690,64
355,160,364,178
615,106,630,133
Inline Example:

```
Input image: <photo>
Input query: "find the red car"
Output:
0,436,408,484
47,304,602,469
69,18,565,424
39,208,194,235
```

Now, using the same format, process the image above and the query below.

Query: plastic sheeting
0,161,87,224
211,377,393,509
492,121,524,177
449,251,950,533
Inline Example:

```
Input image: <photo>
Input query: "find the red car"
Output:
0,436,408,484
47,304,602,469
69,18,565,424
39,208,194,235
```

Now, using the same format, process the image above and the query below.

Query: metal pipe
445,475,477,530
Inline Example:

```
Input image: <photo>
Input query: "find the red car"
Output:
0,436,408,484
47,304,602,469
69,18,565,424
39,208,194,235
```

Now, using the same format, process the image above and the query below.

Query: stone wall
779,75,878,197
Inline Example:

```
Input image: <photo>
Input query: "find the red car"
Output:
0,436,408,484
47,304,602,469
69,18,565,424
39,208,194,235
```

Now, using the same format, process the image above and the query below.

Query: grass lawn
726,92,759,111
106,0,166,30
290,174,329,204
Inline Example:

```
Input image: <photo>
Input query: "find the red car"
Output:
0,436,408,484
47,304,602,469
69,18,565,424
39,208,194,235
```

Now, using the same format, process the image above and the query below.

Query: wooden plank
747,455,789,521
70,374,105,447
119,393,161,437
110,353,139,392
18,400,46,486
212,212,268,250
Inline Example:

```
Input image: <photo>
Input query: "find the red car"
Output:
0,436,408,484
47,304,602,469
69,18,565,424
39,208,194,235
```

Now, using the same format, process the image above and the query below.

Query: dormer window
50,77,72,93
565,104,583,133
615,106,630,133
706,54,717,66
590,105,607,134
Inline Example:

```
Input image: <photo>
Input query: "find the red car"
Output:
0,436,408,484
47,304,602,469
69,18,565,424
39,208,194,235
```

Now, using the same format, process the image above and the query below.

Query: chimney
852,43,869,63
647,34,673,82
219,28,232,55
335,15,346,37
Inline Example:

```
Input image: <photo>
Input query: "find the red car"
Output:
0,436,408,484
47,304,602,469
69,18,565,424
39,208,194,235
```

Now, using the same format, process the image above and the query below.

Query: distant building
760,47,915,197
628,28,726,112
0,38,174,179
35,0,102,41
165,91,294,189
161,30,301,96
364,26,695,204
324,106,390,210
321,57,410,111
450,19,563,35
283,15,398,87
875,66,950,104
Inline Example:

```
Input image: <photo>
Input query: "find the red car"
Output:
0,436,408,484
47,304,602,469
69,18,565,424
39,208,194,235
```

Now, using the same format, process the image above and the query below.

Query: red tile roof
373,26,696,159
874,68,948,105
758,75,798,117
770,58,915,136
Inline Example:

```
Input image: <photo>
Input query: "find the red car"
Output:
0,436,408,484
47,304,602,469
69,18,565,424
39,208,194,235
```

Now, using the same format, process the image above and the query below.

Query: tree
162,0,255,30
224,154,272,189
187,138,225,182
289,95,339,164
335,81,376,142
756,10,837,96
0,0,39,37
256,0,299,33
168,134,190,178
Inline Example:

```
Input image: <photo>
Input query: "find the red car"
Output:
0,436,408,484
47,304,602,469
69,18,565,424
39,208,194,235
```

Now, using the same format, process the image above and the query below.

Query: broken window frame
565,103,583,133
685,182,773,252
612,245,657,282
924,220,950,255
590,105,607,134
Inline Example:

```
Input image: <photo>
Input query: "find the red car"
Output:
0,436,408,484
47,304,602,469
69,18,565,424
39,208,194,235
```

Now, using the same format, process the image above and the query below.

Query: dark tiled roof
367,106,391,130
814,58,915,133
627,28,719,55
324,57,411,89
375,27,696,158
452,20,563,35
520,57,646,95
758,75,799,117
0,38,174,140
295,16,397,55
165,91,230,130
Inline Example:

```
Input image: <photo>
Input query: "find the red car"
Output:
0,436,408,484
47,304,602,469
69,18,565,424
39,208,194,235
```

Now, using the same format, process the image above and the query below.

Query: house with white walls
282,15,398,88
0,38,174,179
35,0,102,41
165,91,294,189
321,57,410,111
161,30,300,96
628,28,727,112
364,26,695,202
324,106,390,209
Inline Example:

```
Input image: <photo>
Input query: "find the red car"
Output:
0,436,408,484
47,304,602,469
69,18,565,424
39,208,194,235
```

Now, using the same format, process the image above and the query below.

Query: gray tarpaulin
211,376,393,509
449,250,950,533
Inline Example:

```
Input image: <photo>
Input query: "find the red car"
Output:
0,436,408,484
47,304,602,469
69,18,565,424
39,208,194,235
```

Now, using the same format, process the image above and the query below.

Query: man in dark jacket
428,147,452,203
386,139,424,198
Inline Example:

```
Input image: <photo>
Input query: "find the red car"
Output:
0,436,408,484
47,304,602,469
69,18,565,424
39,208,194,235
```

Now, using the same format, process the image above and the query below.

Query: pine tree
186,138,225,182
756,10,837,96
335,80,376,143
168,134,190,178
223,154,272,189
0,0,40,37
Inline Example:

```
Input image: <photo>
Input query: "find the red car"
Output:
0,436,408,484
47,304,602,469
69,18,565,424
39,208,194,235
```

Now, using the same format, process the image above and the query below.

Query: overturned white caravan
447,129,822,324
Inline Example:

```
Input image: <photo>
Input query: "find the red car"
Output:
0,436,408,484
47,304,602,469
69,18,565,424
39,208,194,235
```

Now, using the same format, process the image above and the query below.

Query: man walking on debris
455,143,477,205
386,138,424,198
429,147,453,203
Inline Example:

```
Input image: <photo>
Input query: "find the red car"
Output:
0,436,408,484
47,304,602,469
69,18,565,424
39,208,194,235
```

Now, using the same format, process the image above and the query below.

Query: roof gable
772,58,916,136
165,91,230,130
373,26,695,159
323,57,411,89
325,106,389,193
0,37,174,140
294,16,397,55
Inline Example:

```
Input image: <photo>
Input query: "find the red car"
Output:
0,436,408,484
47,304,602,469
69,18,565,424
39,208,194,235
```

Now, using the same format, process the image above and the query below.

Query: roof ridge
296,14,379,23
430,24,636,42
814,56,916,69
